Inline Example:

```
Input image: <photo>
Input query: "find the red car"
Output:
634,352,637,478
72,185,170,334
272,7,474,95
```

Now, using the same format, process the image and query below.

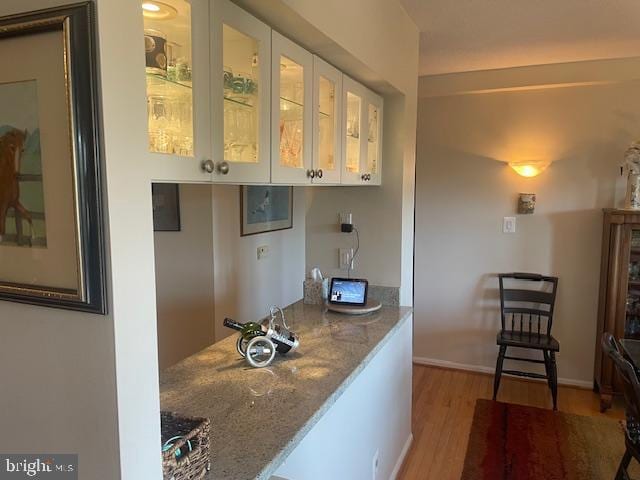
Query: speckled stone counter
159,301,412,480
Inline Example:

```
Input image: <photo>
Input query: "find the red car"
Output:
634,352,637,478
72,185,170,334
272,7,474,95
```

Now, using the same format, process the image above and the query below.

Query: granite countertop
159,301,412,480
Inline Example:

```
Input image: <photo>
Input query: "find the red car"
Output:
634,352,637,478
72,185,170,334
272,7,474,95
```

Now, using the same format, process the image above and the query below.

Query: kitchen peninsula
160,301,413,480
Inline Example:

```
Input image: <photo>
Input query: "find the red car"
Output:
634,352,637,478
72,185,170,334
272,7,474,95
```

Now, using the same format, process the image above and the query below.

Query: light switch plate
257,245,269,260
339,248,353,268
503,217,516,233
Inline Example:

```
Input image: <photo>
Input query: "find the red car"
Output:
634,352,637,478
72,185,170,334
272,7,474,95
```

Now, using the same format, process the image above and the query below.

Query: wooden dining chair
493,272,560,409
602,332,640,480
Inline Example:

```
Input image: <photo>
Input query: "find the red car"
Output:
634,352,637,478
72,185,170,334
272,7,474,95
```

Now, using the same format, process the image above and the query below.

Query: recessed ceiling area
399,0,640,76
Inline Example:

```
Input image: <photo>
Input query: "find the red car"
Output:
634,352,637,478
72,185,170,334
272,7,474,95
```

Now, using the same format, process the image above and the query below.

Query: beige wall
414,60,636,385
0,1,126,479
212,186,306,341
154,184,215,370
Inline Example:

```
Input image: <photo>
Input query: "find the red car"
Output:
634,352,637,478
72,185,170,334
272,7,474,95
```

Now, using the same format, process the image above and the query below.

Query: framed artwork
0,3,106,314
152,183,181,232
241,186,293,236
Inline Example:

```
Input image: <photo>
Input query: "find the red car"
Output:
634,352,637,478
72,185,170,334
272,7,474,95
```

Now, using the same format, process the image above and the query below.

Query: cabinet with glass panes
596,210,640,411
341,75,383,186
270,31,313,184
142,0,211,182
311,56,342,184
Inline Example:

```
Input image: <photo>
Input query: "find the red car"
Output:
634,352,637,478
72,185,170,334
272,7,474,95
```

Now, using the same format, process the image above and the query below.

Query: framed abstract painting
240,186,293,236
0,3,106,314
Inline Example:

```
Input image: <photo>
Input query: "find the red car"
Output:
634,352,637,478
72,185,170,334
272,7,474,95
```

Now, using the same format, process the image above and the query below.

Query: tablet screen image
329,278,368,306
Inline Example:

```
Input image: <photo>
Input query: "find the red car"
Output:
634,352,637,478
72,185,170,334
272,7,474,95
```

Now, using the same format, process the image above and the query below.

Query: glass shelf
146,73,192,93
281,96,304,109
224,96,253,108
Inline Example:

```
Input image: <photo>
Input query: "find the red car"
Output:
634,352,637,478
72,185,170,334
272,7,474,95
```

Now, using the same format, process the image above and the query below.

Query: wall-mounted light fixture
509,160,550,178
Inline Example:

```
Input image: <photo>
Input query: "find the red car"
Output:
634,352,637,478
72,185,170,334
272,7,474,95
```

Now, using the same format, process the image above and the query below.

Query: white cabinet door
210,0,271,183
312,56,342,185
341,75,383,186
144,0,212,183
271,31,313,184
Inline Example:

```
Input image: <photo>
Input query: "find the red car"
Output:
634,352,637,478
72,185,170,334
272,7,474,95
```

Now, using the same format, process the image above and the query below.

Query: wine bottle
223,318,264,340
223,318,299,354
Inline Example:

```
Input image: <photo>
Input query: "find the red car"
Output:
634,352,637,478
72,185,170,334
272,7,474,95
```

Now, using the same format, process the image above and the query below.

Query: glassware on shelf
345,92,361,173
318,75,335,172
222,24,260,163
143,0,193,157
367,104,379,174
630,261,640,282
279,55,304,169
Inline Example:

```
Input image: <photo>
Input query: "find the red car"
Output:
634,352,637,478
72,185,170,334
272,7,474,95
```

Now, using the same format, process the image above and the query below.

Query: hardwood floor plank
397,364,625,480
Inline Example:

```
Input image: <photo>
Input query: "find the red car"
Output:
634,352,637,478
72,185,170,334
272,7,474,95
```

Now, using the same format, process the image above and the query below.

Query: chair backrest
601,332,640,433
499,272,558,336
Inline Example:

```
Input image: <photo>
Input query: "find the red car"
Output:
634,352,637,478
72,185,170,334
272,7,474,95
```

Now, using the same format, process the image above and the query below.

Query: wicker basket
161,411,211,480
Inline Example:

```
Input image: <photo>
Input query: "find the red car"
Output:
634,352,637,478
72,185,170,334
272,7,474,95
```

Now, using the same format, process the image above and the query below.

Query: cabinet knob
361,174,367,181
217,161,230,175
317,169,323,179
201,159,215,174
307,169,316,179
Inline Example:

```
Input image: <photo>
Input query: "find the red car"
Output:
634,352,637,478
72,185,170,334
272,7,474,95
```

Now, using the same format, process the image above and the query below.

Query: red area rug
461,399,634,480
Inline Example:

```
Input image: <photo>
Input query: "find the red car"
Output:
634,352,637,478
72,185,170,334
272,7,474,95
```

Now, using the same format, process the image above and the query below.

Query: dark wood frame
0,3,106,314
152,183,181,232
240,186,293,237
595,209,640,410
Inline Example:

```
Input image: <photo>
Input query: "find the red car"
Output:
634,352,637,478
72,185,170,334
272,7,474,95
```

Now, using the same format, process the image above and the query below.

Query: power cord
347,226,359,278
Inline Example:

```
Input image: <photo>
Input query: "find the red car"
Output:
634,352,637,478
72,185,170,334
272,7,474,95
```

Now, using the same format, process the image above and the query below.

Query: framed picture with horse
0,3,106,314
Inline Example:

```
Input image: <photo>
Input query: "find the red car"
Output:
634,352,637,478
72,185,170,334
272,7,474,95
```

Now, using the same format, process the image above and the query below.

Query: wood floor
396,364,626,480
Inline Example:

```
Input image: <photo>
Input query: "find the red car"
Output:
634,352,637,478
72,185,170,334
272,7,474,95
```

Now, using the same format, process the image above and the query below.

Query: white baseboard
389,433,413,480
412,356,593,390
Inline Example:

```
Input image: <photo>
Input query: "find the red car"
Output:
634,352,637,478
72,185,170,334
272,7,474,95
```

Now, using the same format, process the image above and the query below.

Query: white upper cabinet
210,0,271,183
271,31,314,184
142,0,382,186
143,0,212,182
312,56,342,184
341,75,383,186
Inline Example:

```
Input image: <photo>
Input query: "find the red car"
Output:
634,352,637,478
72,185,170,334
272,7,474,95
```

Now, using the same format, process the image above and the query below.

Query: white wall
273,316,413,480
212,185,306,341
414,60,637,385
154,184,215,370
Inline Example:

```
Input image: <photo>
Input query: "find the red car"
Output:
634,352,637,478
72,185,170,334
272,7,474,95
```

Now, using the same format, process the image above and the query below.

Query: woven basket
161,411,211,480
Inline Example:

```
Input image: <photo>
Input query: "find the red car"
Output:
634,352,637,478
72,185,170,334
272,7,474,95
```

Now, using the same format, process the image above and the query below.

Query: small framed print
241,186,293,236
0,3,106,314
152,183,181,232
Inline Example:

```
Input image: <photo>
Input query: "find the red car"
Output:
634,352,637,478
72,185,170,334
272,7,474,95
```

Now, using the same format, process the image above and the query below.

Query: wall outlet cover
257,245,269,260
339,248,353,269
503,216,516,234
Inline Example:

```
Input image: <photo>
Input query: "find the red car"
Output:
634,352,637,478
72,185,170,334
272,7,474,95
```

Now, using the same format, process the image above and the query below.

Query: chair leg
543,350,552,390
615,449,632,480
549,351,558,410
493,346,507,401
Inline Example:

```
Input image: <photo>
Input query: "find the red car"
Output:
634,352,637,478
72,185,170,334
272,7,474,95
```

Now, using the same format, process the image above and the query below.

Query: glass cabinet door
365,92,383,185
626,229,640,338
142,0,211,181
271,31,313,184
341,75,383,185
341,75,366,184
312,56,342,184
211,0,271,183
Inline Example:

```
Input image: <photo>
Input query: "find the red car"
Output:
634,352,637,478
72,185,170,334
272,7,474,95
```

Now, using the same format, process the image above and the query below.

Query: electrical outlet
372,450,379,480
339,212,352,226
339,248,353,269
257,245,269,260
503,216,516,233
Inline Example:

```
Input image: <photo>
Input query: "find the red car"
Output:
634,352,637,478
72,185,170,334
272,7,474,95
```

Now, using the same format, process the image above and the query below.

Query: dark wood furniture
493,272,560,410
602,334,640,480
595,209,640,411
